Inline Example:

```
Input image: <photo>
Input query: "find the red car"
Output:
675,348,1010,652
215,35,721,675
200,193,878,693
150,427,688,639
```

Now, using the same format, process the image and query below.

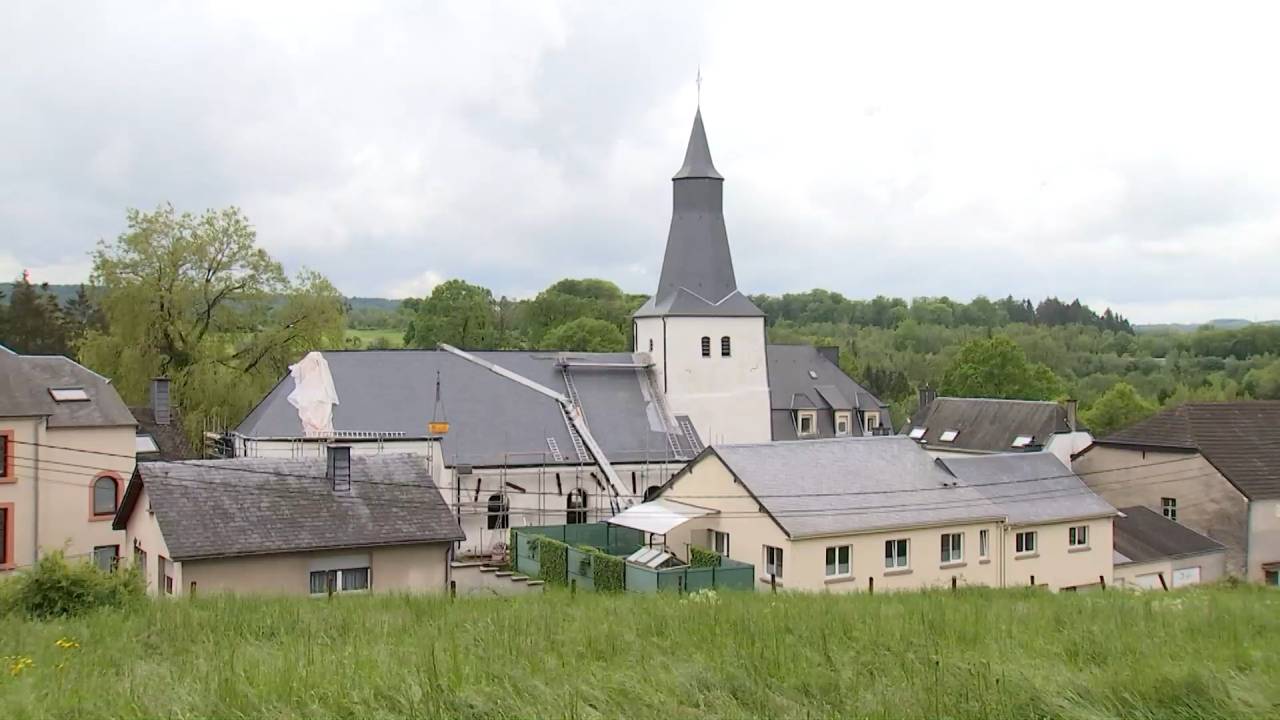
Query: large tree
402,279,498,349
522,278,642,348
80,205,345,435
1081,383,1156,436
541,317,627,352
1,272,72,355
939,335,1065,400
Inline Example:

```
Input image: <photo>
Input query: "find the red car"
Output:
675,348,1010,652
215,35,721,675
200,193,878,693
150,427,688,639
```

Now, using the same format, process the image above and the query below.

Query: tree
1,272,71,355
522,278,638,347
402,279,498,349
939,335,1065,400
80,205,345,437
1081,383,1156,436
541,317,627,352
61,284,108,344
1243,359,1280,399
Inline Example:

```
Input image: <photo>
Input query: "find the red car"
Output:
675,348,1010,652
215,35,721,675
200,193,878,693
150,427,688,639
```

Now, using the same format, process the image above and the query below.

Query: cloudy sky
3,2,1279,323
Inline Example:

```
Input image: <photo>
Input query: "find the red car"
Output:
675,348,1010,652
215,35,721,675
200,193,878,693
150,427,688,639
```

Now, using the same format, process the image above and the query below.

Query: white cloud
386,270,444,300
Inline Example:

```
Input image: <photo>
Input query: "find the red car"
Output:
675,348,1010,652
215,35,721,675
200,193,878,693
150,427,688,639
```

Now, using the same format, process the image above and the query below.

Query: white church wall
656,315,772,445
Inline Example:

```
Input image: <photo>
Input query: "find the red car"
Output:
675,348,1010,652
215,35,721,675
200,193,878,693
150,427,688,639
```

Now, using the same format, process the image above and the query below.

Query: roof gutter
437,344,631,512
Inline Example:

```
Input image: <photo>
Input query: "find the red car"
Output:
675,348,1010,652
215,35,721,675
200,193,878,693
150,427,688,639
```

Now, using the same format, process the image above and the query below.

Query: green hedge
689,546,722,568
588,549,625,592
534,536,569,586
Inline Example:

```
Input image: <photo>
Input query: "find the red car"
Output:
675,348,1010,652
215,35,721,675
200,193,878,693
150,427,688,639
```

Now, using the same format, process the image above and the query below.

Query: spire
672,109,723,180
634,108,762,319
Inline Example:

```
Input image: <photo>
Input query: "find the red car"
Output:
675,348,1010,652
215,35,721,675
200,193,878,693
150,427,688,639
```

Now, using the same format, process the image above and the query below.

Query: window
648,338,654,352
133,545,147,580
0,430,11,480
643,485,661,502
309,567,371,595
0,504,11,569
939,430,959,443
135,434,160,454
709,530,730,556
720,336,731,357
700,336,711,357
908,427,926,440
158,556,174,595
1011,435,1035,448
979,529,990,560
93,545,118,572
486,494,509,530
567,488,588,524
835,412,851,437
864,412,882,432
1015,531,1037,555
797,411,817,437
92,474,119,517
884,539,909,569
1162,497,1178,522
825,545,851,578
940,533,963,564
49,387,89,402
1068,525,1089,548
763,545,783,578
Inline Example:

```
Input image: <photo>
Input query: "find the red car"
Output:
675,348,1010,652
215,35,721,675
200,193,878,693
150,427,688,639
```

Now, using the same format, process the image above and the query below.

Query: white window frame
1015,531,1037,555
834,411,851,437
1068,525,1089,548
884,538,909,570
310,567,371,595
939,429,959,443
940,532,963,564
825,545,851,578
49,387,89,402
764,545,784,579
797,411,817,437
978,529,990,560
1161,497,1177,522
864,412,881,432
709,530,730,557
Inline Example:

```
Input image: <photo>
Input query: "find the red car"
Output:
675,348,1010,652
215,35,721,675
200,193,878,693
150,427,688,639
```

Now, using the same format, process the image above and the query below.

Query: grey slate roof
236,350,701,467
766,345,891,440
907,397,1070,453
634,109,763,319
0,353,135,428
131,406,199,461
115,454,463,560
1093,402,1280,499
706,437,1004,537
939,453,1116,525
1113,505,1225,564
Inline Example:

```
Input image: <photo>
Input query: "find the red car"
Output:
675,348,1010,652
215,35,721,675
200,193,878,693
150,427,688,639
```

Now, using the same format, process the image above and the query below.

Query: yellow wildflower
55,637,80,650
7,655,35,676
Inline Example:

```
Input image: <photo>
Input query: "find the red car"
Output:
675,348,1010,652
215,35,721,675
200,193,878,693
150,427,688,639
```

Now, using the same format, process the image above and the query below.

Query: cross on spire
696,67,702,107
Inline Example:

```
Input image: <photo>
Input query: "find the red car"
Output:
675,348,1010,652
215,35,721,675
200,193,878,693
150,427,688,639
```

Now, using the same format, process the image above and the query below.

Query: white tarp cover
606,498,717,535
287,351,340,436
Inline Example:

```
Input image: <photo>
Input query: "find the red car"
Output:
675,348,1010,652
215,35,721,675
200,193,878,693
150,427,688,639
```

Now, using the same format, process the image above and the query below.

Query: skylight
136,434,160,454
49,387,89,402
939,430,959,443
908,427,927,440
808,370,818,379
1011,435,1035,448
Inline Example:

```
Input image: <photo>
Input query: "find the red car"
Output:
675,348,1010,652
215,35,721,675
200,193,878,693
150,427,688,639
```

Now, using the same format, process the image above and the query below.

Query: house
0,348,136,574
1072,401,1280,583
131,377,199,462
653,436,1115,593
228,106,887,558
113,448,463,596
1111,505,1226,590
905,388,1092,465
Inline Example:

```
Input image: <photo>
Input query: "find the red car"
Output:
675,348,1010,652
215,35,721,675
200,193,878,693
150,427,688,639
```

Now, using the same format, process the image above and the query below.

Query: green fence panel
514,531,541,578
684,566,717,592
714,561,756,591
625,564,659,593
566,548,596,591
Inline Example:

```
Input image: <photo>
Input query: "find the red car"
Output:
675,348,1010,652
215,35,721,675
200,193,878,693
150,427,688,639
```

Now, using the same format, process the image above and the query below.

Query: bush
587,549,625,592
0,552,144,619
689,546,722,568
533,537,568,586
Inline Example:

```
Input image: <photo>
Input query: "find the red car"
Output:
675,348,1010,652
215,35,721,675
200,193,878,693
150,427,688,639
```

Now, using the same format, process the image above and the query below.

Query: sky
3,2,1280,324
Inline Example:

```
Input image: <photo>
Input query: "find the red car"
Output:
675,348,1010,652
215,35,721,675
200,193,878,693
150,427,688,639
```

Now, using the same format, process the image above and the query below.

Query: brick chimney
917,385,937,412
1065,399,1078,433
327,445,352,492
151,377,171,426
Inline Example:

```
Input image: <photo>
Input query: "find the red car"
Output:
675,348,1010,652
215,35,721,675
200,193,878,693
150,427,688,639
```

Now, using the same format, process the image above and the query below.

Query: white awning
606,498,717,535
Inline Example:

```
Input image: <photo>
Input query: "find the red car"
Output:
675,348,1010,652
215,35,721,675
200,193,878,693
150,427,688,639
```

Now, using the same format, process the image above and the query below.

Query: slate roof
1113,505,1225,564
236,350,701,467
939,453,1115,525
131,406,199,461
766,345,891,440
115,454,463,560
704,437,1004,537
0,352,135,428
1094,401,1280,499
634,109,763,319
907,397,1070,453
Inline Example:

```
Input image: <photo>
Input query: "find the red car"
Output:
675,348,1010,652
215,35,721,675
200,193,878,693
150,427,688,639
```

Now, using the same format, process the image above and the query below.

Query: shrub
589,550,625,592
689,546,722,568
534,536,568,586
0,552,144,619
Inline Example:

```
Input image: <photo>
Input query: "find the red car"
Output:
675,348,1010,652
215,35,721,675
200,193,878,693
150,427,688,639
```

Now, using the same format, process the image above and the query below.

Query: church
231,108,891,557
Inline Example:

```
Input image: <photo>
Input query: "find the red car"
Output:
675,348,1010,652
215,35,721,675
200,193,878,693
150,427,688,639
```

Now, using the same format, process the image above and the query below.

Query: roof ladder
643,369,684,459
560,368,591,462
546,437,565,462
678,416,704,454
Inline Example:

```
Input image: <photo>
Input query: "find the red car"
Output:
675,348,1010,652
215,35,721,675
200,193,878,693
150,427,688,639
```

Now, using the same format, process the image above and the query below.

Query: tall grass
1,586,1277,718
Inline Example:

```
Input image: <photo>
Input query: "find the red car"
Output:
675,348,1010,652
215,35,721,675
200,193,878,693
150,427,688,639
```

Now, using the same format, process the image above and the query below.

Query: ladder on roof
560,368,591,463
678,416,704,454
562,410,590,463
643,369,685,460
546,437,565,462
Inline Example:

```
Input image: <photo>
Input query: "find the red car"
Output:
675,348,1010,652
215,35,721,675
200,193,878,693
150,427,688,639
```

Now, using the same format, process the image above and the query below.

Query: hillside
1,587,1274,718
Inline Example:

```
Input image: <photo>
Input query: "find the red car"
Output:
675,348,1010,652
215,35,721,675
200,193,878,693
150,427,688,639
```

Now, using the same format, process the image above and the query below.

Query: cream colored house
114,448,463,596
656,437,1116,593
0,349,137,574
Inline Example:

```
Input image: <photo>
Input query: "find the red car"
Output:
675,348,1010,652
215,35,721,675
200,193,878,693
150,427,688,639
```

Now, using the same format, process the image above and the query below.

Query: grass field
1,586,1278,719
346,327,404,348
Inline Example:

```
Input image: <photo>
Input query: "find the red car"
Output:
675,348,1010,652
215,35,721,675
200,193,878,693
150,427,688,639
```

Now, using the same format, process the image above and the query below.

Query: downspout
33,421,40,564
1245,499,1253,581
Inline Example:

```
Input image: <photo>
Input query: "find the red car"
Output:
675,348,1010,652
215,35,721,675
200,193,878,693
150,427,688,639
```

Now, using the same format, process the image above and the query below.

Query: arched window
720,336,731,357
487,493,509,530
567,488,588,524
92,474,119,517
643,485,661,502
700,336,711,357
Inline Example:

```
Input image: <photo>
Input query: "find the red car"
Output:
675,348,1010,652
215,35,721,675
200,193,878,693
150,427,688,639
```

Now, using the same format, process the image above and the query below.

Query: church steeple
634,109,763,318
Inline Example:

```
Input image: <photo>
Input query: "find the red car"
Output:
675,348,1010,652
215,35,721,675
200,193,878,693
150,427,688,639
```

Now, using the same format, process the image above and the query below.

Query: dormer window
908,427,926,440
49,387,89,402
700,336,711,357
835,411,851,437
939,430,959,443
720,336,731,357
864,412,881,432
797,410,817,437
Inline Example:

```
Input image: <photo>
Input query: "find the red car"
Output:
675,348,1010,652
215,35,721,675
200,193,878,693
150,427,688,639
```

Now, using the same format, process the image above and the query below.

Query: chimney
326,445,352,492
1065,399,1078,433
918,385,937,412
151,377,171,426
816,346,840,367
